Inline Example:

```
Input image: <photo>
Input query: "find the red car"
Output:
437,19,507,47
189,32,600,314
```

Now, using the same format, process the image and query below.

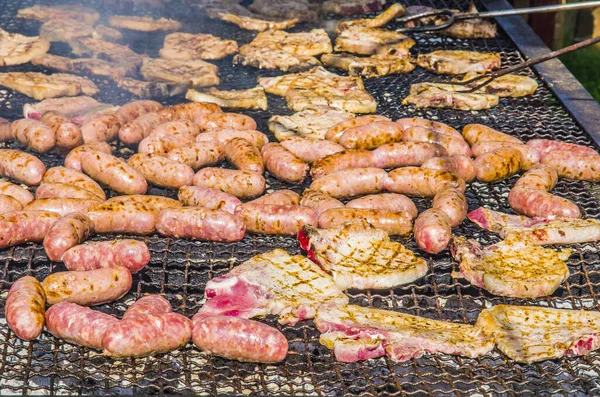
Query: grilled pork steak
268,105,355,141
160,32,238,61
0,28,50,67
0,72,98,100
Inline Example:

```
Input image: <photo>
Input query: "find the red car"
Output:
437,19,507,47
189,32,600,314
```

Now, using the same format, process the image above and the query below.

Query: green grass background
559,46,600,102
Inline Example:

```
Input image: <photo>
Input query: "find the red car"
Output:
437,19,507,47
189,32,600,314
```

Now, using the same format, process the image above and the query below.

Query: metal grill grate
1,0,600,395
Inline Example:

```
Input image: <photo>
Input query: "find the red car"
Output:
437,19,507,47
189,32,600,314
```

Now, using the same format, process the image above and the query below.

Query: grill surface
1,0,600,395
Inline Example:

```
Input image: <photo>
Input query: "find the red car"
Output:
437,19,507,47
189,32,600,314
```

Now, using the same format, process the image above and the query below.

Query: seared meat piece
404,5,496,39
457,72,538,97
68,37,145,67
335,26,415,55
116,78,190,98
194,249,348,325
39,19,94,42
477,305,600,363
235,45,320,72
402,83,499,111
321,52,415,78
92,25,123,42
160,33,238,61
205,4,298,31
336,3,405,32
0,72,98,100
269,105,355,141
32,54,135,80
108,15,182,31
23,96,118,125
32,54,75,72
417,50,501,75
141,58,219,87
322,0,387,16
249,29,332,57
186,87,268,110
0,28,50,66
450,236,571,298
17,5,100,25
299,220,427,290
248,0,318,22
315,304,493,362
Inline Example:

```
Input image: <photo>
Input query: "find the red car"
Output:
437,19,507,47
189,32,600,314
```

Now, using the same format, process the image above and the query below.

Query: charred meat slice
116,77,190,98
336,3,405,32
0,28,50,67
417,50,501,75
234,45,320,72
249,29,332,57
402,83,499,111
0,72,98,100
334,26,415,56
160,32,238,61
141,58,219,87
205,4,298,31
68,37,145,67
17,5,100,25
248,0,318,22
186,87,268,110
321,53,415,78
268,105,355,141
322,0,387,16
108,15,182,31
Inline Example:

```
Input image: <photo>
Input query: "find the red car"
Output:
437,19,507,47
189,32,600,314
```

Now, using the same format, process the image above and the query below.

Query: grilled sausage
280,137,345,163
197,127,268,147
178,186,241,214
105,195,181,211
36,183,103,200
0,193,23,214
319,208,413,236
166,102,222,121
156,207,246,242
81,113,121,143
10,119,55,153
87,201,157,234
474,147,523,182
114,100,162,126
471,141,540,170
421,156,477,182
40,111,83,150
542,150,600,182
402,126,471,157
385,167,466,197
0,117,11,141
193,168,265,199
373,142,448,169
526,139,598,157
195,112,256,131
432,188,468,228
310,149,375,178
64,142,113,172
127,153,194,189
25,198,101,216
122,295,172,319
224,138,264,174
338,121,404,150
63,240,150,273
119,111,173,146
346,193,418,219
0,149,46,185
235,204,318,235
249,190,300,206
414,209,452,254
325,115,390,143
80,150,148,195
262,143,308,183
43,266,132,306
148,119,200,138
310,167,387,198
300,189,344,215
0,210,61,248
5,276,46,341
167,141,224,170
45,301,119,350
462,124,523,146
43,213,94,262
395,117,462,139
42,166,106,200
192,316,287,363
0,180,34,205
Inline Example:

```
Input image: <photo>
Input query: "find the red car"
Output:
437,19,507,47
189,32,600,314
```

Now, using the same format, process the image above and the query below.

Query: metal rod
459,0,600,20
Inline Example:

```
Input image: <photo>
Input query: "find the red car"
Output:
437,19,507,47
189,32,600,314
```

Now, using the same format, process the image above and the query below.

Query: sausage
165,102,222,121
542,150,600,182
384,167,466,197
87,201,157,234
262,143,308,183
25,198,101,216
235,204,318,235
148,119,200,138
402,126,471,157
325,115,390,143
178,186,241,214
0,210,61,248
122,295,172,319
119,111,174,146
196,129,268,149
338,121,404,150
432,188,468,228
224,138,264,174
421,156,477,182
0,180,34,205
310,149,375,178
42,266,132,306
195,112,256,131
10,119,55,153
280,136,345,163
299,189,344,215
0,194,23,214
526,139,598,158
127,153,194,188
114,100,162,126
5,276,46,341
462,124,522,146
471,141,540,170
36,182,103,200
156,206,245,241
373,142,448,169
310,167,387,198
43,213,94,262
102,297,192,357
105,195,181,211
0,149,46,185
346,193,418,219
0,117,11,141
192,316,287,363
64,142,113,172
167,141,224,170
42,166,106,200
395,117,462,139
63,240,150,273
45,301,119,350
138,133,196,155
318,208,413,236
193,168,265,199
81,113,121,143
474,147,523,182
40,111,83,150
413,209,452,254
80,150,148,195
248,190,300,206
508,164,580,218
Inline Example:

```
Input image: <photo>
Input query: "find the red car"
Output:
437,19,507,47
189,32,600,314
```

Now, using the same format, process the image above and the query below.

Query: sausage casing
403,126,471,157
0,149,46,185
167,141,224,170
25,198,101,216
432,188,468,228
0,180,34,205
105,195,181,211
414,208,452,254
40,111,83,150
422,156,477,183
262,143,308,183
235,204,318,235
0,194,23,214
471,141,540,171
62,239,150,274
5,276,46,341
373,142,448,169
80,150,148,195
128,153,194,189
542,150,600,182
81,114,120,144
385,167,465,197
87,201,157,235
195,112,256,131
224,138,264,174
310,167,387,198
474,147,523,182
346,193,418,219
280,137,344,163
64,142,112,172
193,168,265,199
178,185,241,214
149,119,200,138
114,100,162,125
338,121,404,150
43,166,106,200
249,190,300,206
462,124,522,146
10,119,55,153
318,208,413,236
43,213,94,262
0,210,61,249
299,189,344,216
310,149,375,178
156,206,246,242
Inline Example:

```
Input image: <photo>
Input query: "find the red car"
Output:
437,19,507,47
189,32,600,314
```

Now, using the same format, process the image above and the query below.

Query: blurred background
510,0,600,101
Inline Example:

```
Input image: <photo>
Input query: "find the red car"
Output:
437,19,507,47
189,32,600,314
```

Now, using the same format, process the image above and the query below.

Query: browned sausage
235,203,318,235
373,142,448,170
87,201,157,234
325,115,390,143
249,190,300,206
193,168,265,199
0,210,61,249
421,156,477,183
471,141,540,171
25,198,101,216
128,153,194,188
0,149,46,185
346,193,418,219
178,186,241,214
64,142,113,172
542,150,600,182
35,183,103,200
165,102,222,121
42,166,106,200
526,139,598,157
432,188,468,228
5,276,46,341
119,111,173,146
224,138,264,174
156,206,246,242
0,117,11,141
462,124,522,146
474,147,523,182
114,100,162,126
310,167,387,198
299,189,344,215
40,111,83,150
0,180,34,205
196,129,268,149
396,117,462,139
318,208,413,236
262,142,308,183
43,213,94,262
310,149,375,178
280,137,345,163
10,119,55,153
403,126,471,157
338,121,404,150
63,240,150,274
414,209,452,254
148,119,200,138
384,167,465,197
138,133,196,155
0,193,22,213
167,141,224,170
81,113,121,143
80,150,148,195
195,112,256,131
105,195,181,211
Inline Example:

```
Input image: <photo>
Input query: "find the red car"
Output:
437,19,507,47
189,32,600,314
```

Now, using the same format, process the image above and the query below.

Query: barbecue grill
1,0,600,395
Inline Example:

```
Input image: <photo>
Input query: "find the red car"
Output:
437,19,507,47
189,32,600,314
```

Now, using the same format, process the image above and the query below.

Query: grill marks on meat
322,53,415,78
335,27,415,56
17,5,100,25
417,50,501,75
235,45,321,73
160,32,238,61
109,15,182,31
269,106,355,141
0,72,98,100
195,249,348,325
450,236,571,298
186,87,268,110
457,73,538,97
315,304,493,362
68,37,145,67
141,58,219,87
24,96,118,126
32,55,136,81
335,3,405,32
205,4,299,31
300,220,427,290
403,83,499,111
0,28,50,67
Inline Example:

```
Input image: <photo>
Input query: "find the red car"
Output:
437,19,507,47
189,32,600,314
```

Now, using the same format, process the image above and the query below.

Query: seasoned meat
268,105,355,141
186,87,267,110
17,5,100,25
322,0,387,16
404,5,496,39
205,3,298,31
234,45,321,72
335,3,405,32
39,19,94,42
248,29,332,57
0,72,98,100
108,15,182,31
141,58,219,87
248,0,318,22
68,37,145,67
0,28,50,66
335,27,414,56
160,32,238,60
116,78,190,98
417,50,501,75
402,83,499,110
321,52,415,78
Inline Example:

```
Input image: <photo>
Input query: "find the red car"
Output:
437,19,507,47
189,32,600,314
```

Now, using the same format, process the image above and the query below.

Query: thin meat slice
116,78,190,99
24,97,119,126
0,28,50,66
417,50,501,75
39,19,94,42
247,29,332,57
186,87,267,110
269,106,355,141
321,52,415,78
68,37,145,67
248,0,318,22
205,3,299,31
403,83,498,111
17,5,100,24
334,27,414,56
160,32,238,61
234,45,321,73
0,72,98,100
141,58,219,87
109,15,182,31
321,0,387,15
